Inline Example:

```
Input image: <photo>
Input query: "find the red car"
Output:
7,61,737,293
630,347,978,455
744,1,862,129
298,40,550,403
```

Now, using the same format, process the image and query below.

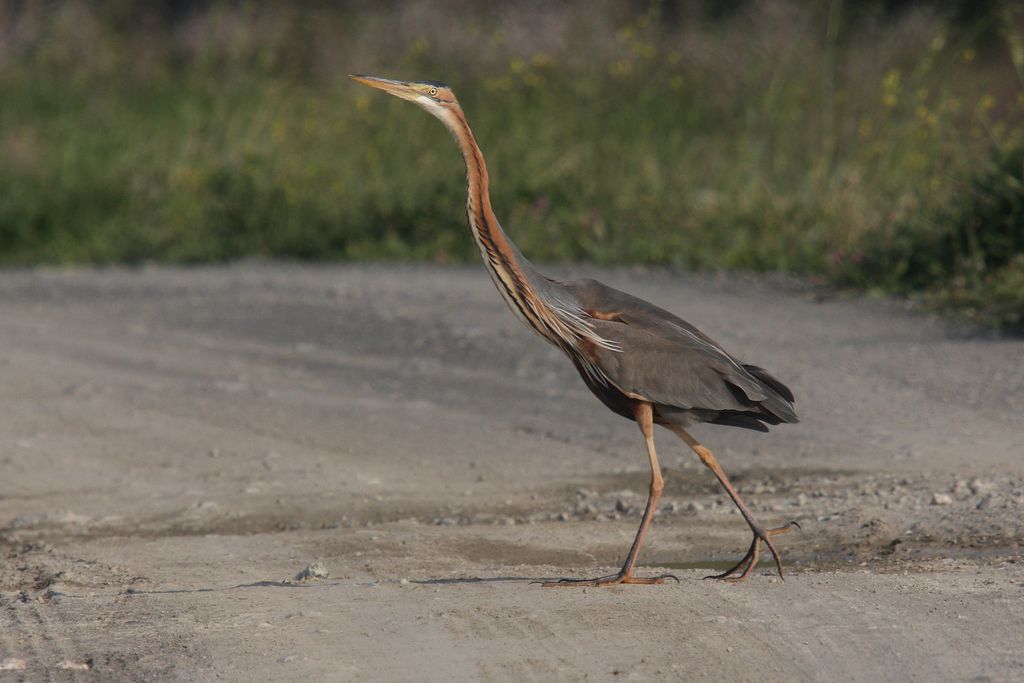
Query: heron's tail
741,364,798,424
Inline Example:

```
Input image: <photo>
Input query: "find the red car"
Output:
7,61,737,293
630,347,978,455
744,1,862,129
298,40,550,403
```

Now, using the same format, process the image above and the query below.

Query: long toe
704,537,758,581
707,521,796,583
542,572,677,587
622,573,679,585
761,521,799,578
767,521,799,536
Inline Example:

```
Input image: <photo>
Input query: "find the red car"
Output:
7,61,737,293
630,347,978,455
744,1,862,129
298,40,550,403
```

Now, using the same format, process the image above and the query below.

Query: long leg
666,425,797,582
544,402,677,587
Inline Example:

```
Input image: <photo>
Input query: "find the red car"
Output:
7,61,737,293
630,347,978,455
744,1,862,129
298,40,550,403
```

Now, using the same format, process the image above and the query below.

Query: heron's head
350,75,460,120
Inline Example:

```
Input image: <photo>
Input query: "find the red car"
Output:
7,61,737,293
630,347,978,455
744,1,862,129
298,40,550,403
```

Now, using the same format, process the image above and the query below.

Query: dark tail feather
709,411,772,432
742,364,795,403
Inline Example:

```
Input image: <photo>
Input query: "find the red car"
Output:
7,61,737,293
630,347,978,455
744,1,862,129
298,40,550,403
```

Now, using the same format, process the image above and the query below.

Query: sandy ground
0,263,1022,682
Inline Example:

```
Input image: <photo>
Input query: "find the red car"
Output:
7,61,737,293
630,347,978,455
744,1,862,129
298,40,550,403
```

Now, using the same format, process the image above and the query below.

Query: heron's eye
428,87,438,97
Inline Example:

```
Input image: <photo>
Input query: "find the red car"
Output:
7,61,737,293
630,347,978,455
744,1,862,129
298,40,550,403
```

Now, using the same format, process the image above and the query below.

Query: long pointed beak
350,74,413,99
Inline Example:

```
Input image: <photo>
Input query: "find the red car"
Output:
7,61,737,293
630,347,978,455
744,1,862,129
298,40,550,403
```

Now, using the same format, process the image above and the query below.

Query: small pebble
969,478,993,496
931,493,953,506
294,562,329,582
0,658,26,671
57,660,92,671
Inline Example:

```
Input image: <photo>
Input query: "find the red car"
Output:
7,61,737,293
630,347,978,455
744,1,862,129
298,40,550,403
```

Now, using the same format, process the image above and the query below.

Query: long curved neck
439,105,548,334
428,100,620,360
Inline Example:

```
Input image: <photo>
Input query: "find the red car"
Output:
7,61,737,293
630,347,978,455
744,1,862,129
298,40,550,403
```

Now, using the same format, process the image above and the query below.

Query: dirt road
1,264,1022,681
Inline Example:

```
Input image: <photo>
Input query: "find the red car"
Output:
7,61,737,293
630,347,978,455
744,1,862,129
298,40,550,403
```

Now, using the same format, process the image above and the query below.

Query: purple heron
351,75,799,586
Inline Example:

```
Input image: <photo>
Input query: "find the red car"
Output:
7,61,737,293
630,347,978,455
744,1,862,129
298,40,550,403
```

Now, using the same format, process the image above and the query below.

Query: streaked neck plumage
437,104,543,333
421,96,620,358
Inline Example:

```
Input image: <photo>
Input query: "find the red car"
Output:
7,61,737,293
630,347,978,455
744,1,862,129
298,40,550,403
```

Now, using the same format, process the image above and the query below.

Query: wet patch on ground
4,466,1021,581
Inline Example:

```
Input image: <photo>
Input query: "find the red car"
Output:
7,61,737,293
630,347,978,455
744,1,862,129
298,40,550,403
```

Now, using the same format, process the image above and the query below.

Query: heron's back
560,278,798,432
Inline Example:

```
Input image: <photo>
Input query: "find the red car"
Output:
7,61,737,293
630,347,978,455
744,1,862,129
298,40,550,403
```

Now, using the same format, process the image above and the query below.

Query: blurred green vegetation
0,1,1022,329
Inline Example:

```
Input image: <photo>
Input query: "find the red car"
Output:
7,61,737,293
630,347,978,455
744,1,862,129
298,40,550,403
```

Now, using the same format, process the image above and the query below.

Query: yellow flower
629,41,656,59
610,60,634,77
1010,39,1024,69
962,48,976,63
881,69,900,108
530,53,552,69
484,76,513,92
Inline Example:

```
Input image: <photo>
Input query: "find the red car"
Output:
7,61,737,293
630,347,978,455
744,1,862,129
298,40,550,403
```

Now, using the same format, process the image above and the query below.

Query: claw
705,521,798,583
541,571,679,588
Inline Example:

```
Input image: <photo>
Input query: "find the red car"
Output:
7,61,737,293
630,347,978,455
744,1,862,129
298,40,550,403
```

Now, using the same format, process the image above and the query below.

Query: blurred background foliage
0,0,1022,329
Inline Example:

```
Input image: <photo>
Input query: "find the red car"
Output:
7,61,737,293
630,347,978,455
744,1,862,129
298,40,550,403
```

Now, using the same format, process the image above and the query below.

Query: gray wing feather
562,278,798,423
588,320,760,410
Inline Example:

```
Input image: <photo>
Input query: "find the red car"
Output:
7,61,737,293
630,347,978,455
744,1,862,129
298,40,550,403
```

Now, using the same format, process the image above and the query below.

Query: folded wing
563,278,798,431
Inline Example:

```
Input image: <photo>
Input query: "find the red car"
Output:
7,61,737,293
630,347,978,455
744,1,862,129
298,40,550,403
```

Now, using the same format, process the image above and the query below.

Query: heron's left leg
667,425,797,582
543,402,677,587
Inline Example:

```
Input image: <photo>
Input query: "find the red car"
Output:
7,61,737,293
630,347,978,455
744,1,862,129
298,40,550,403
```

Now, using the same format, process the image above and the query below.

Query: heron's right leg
543,402,677,587
666,425,797,582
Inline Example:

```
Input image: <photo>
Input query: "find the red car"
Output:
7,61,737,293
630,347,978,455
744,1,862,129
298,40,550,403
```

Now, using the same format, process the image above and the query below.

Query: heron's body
352,75,799,585
556,277,797,431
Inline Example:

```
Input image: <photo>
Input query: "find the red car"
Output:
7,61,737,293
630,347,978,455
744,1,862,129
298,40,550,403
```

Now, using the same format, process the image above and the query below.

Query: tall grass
0,1,1022,328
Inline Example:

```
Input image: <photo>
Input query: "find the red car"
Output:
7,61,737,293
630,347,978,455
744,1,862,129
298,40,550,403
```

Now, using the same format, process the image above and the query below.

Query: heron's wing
585,320,753,409
562,278,798,423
